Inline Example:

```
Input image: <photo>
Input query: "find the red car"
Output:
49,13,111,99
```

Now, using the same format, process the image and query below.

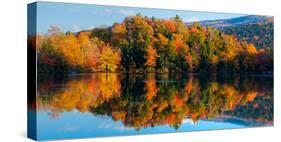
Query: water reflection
36,73,273,137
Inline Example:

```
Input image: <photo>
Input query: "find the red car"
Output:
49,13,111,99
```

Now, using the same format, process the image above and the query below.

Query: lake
34,73,273,141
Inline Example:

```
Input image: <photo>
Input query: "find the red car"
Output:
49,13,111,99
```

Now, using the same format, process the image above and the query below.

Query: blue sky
36,2,246,33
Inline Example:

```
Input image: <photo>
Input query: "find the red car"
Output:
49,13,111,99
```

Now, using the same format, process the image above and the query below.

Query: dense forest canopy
32,15,273,74
221,17,273,50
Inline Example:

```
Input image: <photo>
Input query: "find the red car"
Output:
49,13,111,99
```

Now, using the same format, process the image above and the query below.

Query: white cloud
182,118,197,125
98,123,132,131
91,8,113,16
91,8,135,17
113,125,133,131
86,25,96,29
182,16,200,22
117,9,136,16
103,9,113,14
60,124,79,131
70,25,96,32
71,25,82,32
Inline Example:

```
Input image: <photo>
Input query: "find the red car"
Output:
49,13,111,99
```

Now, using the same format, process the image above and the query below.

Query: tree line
33,14,273,74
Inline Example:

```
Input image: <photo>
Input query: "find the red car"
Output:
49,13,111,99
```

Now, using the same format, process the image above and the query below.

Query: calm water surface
34,73,273,140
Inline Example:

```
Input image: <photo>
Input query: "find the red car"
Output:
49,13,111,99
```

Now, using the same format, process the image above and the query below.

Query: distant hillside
221,16,273,49
186,15,268,28
186,15,274,49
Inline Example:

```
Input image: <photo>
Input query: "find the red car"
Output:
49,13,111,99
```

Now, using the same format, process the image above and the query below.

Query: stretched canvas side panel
27,2,37,141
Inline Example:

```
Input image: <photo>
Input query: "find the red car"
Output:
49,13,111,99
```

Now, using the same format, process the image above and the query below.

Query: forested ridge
221,17,273,50
30,15,273,74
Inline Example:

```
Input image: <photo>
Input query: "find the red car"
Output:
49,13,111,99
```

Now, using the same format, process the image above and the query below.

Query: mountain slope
186,15,269,28
221,16,273,49
186,15,274,49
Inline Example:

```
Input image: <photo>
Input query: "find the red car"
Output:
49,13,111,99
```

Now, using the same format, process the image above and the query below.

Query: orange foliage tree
145,46,159,68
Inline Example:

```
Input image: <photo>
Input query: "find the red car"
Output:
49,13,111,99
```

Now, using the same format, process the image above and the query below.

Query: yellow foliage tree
60,33,83,66
97,45,121,72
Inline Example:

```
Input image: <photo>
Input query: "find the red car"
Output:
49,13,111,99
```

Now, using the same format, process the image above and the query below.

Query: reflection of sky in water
35,74,273,140
37,110,245,141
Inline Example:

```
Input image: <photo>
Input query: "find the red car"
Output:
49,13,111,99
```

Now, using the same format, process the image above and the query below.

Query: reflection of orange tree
144,74,158,100
37,74,121,118
224,91,273,124
90,75,269,129
37,74,272,128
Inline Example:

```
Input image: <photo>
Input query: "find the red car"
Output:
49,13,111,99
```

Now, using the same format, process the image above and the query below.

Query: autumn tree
145,46,159,72
60,32,83,67
77,32,100,70
120,14,154,71
97,45,121,72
